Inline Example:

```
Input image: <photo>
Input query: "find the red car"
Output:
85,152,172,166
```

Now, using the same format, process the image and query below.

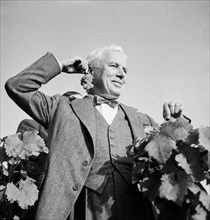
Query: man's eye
123,68,127,74
110,64,117,68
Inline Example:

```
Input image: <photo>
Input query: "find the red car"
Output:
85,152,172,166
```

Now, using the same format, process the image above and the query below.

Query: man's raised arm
5,52,62,127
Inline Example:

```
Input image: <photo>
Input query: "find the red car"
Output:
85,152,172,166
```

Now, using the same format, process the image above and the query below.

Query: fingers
173,103,183,118
71,56,87,73
163,103,171,121
78,59,89,74
60,56,89,74
168,102,175,115
163,102,184,120
70,56,89,73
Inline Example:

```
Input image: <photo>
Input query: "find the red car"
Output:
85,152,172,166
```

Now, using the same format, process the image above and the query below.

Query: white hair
86,45,127,68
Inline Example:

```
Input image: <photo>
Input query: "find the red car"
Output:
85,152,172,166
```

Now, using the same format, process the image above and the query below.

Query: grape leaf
145,134,176,164
131,117,210,216
199,190,210,211
178,145,208,181
18,176,39,209
191,204,208,220
160,117,193,141
161,150,181,174
185,129,199,145
159,173,179,202
199,127,210,152
188,184,201,195
22,130,46,150
4,133,23,158
176,171,193,204
173,128,189,141
159,171,193,205
19,130,48,159
175,153,192,174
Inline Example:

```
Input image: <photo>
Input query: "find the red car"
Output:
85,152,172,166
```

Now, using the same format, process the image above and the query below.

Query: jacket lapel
120,104,146,141
70,96,96,147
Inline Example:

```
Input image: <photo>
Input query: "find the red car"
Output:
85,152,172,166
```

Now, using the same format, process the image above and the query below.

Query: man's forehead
102,50,127,64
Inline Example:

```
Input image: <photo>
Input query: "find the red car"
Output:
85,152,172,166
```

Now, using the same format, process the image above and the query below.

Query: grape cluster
80,72,94,91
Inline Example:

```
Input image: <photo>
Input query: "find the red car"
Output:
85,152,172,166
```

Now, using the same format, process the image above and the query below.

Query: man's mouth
112,80,123,87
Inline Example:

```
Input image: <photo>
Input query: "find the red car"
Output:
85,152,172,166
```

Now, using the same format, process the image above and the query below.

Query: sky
0,0,209,137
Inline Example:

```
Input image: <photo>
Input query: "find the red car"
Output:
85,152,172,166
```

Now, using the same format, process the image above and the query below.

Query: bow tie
93,95,119,108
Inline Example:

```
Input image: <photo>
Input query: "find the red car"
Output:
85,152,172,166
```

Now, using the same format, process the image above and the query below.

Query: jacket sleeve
5,52,61,128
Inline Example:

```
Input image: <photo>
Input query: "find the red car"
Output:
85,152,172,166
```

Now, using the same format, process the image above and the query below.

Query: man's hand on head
60,56,89,74
163,102,184,121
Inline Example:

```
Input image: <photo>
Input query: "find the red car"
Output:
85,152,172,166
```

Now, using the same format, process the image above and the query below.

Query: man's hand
163,102,184,121
60,56,89,74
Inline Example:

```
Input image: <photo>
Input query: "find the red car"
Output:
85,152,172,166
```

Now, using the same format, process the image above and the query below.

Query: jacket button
72,184,80,191
82,160,88,166
109,136,114,140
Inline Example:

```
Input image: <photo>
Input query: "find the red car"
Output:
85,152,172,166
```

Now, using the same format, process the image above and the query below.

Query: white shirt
95,103,118,125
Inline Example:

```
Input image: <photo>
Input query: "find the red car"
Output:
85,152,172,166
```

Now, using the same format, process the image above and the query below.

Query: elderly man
5,45,184,220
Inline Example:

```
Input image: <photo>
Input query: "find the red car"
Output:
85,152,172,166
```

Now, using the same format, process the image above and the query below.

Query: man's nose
117,68,126,79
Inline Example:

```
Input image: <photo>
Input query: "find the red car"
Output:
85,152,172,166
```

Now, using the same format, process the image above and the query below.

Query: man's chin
101,93,120,100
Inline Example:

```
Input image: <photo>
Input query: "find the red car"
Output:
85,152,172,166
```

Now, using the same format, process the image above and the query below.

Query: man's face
91,50,127,99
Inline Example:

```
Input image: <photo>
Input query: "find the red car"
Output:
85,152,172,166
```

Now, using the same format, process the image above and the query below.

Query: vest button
82,160,88,166
111,152,117,158
72,184,80,191
109,128,114,132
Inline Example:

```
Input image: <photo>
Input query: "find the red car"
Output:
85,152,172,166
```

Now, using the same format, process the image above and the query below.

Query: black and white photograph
0,1,209,219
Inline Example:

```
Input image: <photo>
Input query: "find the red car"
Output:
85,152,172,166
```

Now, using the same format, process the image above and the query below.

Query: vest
84,106,135,194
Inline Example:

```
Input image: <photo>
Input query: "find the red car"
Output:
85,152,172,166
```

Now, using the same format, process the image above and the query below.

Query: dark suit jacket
5,53,157,220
